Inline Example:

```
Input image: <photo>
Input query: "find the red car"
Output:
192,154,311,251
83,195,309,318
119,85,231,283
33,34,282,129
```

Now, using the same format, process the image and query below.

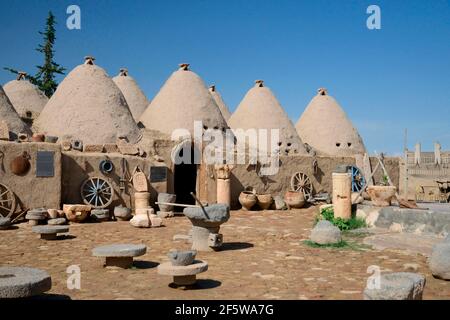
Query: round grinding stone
32,225,69,234
0,267,52,298
92,244,147,257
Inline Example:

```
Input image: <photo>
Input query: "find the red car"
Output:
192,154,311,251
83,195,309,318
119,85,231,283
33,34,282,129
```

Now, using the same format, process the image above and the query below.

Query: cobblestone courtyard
1,206,449,300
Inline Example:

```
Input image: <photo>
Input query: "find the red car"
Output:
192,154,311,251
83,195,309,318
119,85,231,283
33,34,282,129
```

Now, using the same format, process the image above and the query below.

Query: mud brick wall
205,155,354,209
61,151,165,210
0,141,61,212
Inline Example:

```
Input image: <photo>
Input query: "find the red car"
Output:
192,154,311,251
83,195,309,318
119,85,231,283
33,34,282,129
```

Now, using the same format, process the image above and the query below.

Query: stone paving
1,206,449,300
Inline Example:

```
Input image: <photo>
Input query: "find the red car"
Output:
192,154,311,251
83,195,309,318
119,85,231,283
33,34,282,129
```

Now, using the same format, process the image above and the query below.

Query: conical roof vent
113,68,149,121
0,85,31,139
228,80,307,155
34,56,140,144
209,85,231,121
3,72,48,121
138,64,228,135
295,88,366,156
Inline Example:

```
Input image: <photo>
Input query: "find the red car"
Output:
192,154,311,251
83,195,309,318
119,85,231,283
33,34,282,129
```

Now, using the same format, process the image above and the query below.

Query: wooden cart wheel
0,183,16,218
290,172,313,199
80,177,114,209
348,165,366,192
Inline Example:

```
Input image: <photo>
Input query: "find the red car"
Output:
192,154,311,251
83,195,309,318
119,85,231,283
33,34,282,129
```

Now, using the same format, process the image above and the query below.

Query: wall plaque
150,166,167,182
36,151,54,177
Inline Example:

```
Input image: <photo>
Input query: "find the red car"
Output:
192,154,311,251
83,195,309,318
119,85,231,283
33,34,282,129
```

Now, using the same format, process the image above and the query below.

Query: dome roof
228,80,307,155
113,68,149,121
138,64,228,136
295,88,366,156
209,85,231,121
34,57,140,144
0,85,31,139
3,72,48,120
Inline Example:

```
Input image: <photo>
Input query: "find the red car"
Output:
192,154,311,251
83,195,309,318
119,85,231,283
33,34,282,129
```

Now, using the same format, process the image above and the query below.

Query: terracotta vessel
367,186,397,207
32,134,45,142
10,152,30,175
257,193,273,210
239,191,257,211
284,190,305,208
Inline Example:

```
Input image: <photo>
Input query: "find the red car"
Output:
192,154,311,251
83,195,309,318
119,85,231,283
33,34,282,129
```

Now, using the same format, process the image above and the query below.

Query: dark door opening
174,147,197,211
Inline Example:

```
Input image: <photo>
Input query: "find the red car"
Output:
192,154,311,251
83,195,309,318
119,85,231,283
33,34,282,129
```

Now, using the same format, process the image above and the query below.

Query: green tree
4,11,65,97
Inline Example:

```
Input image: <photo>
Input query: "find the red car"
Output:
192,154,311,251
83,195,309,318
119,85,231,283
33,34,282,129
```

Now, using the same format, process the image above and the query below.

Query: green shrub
315,206,366,231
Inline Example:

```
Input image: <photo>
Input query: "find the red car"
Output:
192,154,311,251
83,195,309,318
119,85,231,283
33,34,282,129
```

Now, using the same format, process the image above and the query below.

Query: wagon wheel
347,165,366,192
80,177,114,209
290,172,313,200
0,183,16,218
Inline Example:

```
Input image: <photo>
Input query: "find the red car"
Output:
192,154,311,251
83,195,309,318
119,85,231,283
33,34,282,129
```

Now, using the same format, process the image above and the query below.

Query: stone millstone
429,241,450,280
32,225,69,240
183,204,230,225
26,208,47,220
158,260,208,286
363,272,426,300
0,267,51,298
310,220,342,245
0,217,11,230
92,244,147,269
92,244,147,257
32,225,69,234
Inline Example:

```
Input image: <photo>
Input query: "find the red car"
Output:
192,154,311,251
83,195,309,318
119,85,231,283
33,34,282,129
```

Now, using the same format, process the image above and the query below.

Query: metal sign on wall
36,151,55,177
150,166,167,182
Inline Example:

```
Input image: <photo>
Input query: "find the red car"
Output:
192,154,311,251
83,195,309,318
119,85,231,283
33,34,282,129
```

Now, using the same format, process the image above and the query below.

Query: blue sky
0,0,449,155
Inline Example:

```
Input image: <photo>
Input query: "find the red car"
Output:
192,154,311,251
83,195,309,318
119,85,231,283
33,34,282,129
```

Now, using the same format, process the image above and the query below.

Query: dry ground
1,206,449,300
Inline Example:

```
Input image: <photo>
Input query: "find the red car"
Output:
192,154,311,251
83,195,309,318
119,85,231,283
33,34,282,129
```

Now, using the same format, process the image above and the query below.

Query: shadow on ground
219,242,254,251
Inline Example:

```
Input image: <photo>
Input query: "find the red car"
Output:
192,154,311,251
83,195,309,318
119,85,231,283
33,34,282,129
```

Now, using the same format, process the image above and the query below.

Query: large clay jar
367,186,397,207
32,134,45,142
10,152,30,175
257,194,273,210
284,190,305,208
239,191,257,211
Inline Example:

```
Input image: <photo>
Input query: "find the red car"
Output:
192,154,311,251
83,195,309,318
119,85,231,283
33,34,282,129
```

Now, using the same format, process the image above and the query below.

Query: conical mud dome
34,57,140,144
295,88,366,156
228,80,307,155
113,68,149,122
209,85,231,121
0,85,31,140
3,72,48,121
138,64,228,135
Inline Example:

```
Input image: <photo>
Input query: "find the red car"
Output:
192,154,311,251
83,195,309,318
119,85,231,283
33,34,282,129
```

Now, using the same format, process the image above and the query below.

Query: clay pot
367,186,397,207
10,152,30,175
284,190,305,208
32,134,45,142
239,191,257,211
257,194,273,210
65,210,90,223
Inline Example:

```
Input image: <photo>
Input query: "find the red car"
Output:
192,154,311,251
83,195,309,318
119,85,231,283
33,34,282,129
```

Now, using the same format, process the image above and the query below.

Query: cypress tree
4,11,65,97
